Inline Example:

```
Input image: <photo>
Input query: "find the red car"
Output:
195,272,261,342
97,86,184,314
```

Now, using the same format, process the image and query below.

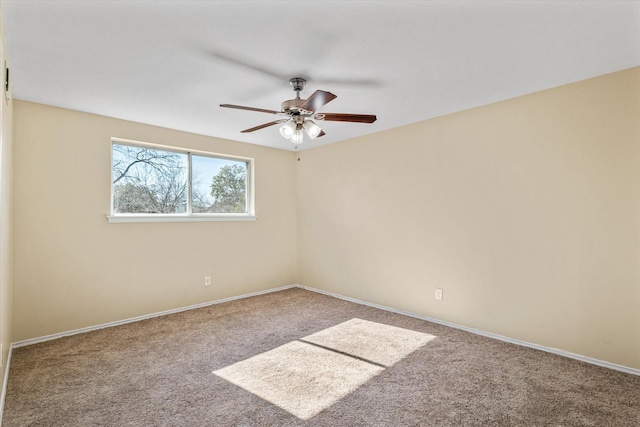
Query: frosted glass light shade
303,120,322,139
279,121,296,139
291,128,304,144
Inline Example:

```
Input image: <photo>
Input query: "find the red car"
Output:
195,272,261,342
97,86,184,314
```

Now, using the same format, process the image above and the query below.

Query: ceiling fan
220,77,377,145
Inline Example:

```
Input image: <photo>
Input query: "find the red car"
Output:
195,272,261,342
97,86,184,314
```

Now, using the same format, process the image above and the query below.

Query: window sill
106,214,257,223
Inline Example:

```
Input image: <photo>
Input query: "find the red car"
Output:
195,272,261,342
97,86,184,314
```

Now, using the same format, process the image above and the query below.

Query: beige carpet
3,288,639,426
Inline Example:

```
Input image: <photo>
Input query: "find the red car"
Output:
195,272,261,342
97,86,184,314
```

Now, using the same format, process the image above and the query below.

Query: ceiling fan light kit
303,120,322,139
290,127,304,145
221,77,377,146
279,120,296,139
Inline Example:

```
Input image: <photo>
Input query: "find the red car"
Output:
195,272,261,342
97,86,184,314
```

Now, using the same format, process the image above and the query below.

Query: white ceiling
3,1,640,151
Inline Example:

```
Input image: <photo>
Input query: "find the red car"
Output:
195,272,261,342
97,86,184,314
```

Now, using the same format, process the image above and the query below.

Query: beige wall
0,5,13,388
0,85,11,385
297,67,640,370
12,101,297,341
11,68,640,371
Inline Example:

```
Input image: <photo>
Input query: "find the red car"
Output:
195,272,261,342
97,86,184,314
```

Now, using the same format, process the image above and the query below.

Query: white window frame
107,138,256,223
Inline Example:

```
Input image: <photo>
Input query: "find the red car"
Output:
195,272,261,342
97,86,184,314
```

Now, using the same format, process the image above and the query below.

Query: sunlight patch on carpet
303,318,435,367
212,318,435,420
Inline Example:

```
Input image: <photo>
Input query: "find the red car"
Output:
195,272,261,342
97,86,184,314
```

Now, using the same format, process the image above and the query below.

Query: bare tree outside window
112,144,188,214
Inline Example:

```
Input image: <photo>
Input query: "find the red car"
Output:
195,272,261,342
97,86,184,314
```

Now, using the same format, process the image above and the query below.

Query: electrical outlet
204,276,212,287
435,288,443,301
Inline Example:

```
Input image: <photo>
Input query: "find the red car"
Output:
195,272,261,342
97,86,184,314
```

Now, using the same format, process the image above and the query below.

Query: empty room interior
0,1,639,425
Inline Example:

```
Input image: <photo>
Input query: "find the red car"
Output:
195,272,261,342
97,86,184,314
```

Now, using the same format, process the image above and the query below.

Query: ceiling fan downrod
289,77,306,99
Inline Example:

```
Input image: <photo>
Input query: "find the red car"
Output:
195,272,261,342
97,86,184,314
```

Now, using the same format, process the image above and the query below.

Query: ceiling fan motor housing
281,98,307,116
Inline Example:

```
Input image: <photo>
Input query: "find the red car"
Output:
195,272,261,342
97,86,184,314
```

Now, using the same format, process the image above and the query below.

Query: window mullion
187,151,193,215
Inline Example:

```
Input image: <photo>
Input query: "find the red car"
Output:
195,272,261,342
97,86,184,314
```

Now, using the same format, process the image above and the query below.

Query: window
108,139,254,223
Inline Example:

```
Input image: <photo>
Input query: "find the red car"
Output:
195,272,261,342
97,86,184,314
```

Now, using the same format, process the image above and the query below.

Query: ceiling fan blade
299,90,337,113
241,120,285,133
220,104,280,115
320,113,377,123
317,130,326,138
207,50,288,80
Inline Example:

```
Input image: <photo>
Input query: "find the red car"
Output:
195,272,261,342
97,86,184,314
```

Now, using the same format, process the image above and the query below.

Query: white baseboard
9,282,640,378
12,284,298,348
300,285,640,377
